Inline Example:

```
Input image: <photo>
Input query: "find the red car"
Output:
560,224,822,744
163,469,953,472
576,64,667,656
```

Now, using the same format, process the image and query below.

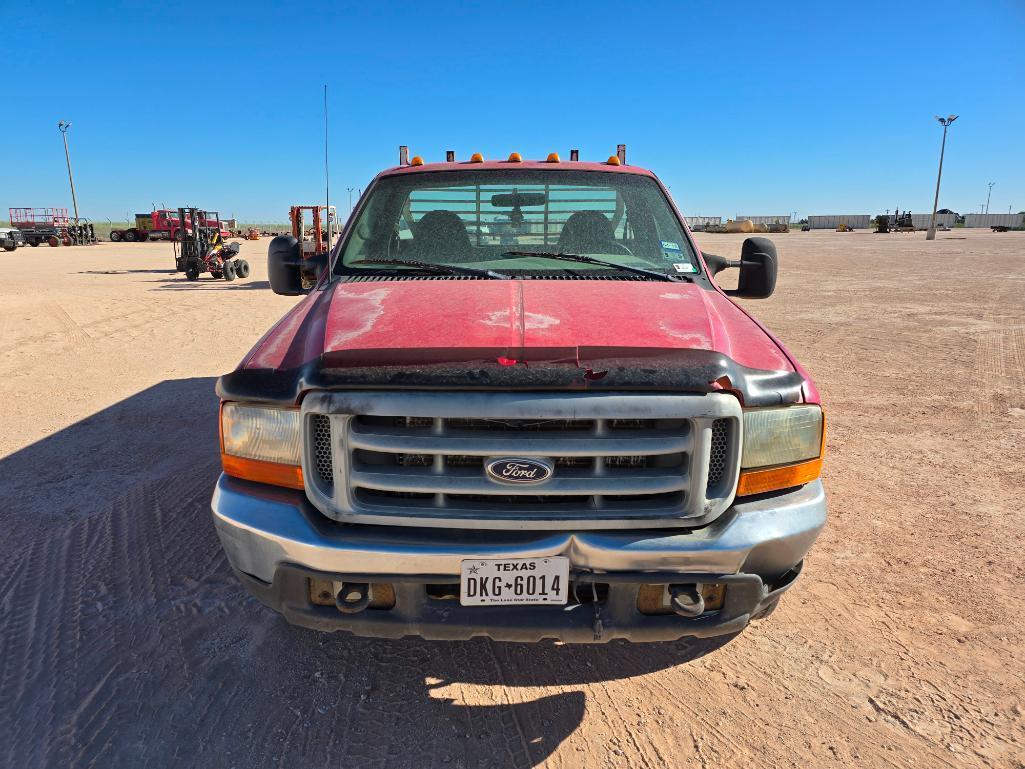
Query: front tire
235,259,250,278
124,229,138,242
184,263,200,281
47,235,60,247
222,261,237,281
110,230,123,243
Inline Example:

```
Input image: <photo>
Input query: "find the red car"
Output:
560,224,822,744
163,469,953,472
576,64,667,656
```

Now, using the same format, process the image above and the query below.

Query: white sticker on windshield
673,263,697,273
660,240,682,252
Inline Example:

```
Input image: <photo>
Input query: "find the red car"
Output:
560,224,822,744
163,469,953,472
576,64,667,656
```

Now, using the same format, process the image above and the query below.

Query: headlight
220,403,303,489
742,406,823,468
738,405,824,496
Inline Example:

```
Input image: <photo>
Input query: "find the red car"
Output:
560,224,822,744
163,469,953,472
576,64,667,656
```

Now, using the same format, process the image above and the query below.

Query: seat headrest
558,211,616,253
412,211,471,259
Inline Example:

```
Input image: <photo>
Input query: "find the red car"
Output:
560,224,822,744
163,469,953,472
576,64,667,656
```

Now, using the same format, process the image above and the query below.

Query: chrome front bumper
211,475,827,642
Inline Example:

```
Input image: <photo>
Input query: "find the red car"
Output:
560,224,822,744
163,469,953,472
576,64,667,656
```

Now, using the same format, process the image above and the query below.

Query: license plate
460,557,569,606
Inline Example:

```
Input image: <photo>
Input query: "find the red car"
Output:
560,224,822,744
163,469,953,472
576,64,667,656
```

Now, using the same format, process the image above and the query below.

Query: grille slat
304,392,740,529
349,466,689,496
348,423,692,456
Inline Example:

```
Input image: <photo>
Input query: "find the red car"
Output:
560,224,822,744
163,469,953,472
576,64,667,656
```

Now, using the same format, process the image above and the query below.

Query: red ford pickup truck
212,148,827,643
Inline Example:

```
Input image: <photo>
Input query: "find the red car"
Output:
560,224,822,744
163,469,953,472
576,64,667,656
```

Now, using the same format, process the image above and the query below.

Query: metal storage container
807,215,871,229
963,213,1024,228
735,216,791,225
909,213,956,229
684,216,722,230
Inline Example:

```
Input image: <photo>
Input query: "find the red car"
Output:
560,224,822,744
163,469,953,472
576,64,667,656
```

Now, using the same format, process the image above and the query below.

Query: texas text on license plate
459,557,570,606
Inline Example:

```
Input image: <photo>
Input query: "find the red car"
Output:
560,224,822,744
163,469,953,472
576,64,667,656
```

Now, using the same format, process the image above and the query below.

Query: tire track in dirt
0,306,10,347
485,640,542,768
4,233,1025,768
47,300,94,345
6,448,581,769
0,298,203,359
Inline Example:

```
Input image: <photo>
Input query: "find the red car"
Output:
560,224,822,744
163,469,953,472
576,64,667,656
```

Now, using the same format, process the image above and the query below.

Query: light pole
57,120,80,222
926,114,957,241
347,187,355,215
986,182,994,214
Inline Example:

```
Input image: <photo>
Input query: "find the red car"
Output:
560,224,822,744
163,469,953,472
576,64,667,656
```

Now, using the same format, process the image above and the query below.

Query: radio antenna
324,84,334,275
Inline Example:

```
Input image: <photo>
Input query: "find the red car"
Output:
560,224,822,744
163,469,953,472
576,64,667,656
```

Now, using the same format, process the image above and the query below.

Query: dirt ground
1,230,1023,768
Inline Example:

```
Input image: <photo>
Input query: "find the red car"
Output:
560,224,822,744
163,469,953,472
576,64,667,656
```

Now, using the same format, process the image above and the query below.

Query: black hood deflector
216,346,805,407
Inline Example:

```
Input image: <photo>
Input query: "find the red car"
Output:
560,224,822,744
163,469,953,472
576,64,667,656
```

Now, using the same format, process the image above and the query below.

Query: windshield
337,170,699,276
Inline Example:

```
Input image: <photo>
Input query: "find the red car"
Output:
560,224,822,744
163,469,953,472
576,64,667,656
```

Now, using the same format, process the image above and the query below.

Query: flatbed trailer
9,208,96,247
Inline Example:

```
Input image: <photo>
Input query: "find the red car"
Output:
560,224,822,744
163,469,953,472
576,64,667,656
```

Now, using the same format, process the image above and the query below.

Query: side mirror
733,237,777,298
268,234,330,295
268,235,303,295
708,237,777,299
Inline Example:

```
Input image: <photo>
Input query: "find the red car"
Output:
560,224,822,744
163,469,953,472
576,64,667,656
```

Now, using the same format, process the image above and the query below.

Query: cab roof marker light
410,155,424,166
606,155,621,166
546,152,561,163
469,152,484,163
570,149,579,161
617,143,627,164
399,145,409,165
507,152,522,162
446,150,455,162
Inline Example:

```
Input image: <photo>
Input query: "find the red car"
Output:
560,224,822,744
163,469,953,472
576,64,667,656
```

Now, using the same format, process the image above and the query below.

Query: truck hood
220,278,809,405
245,279,793,374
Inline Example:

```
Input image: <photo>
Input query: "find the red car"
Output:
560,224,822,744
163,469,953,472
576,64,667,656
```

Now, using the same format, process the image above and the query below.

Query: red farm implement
9,207,96,247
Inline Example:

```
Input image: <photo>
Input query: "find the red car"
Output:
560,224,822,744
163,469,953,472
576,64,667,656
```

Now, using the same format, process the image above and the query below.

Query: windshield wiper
352,258,510,280
499,251,691,282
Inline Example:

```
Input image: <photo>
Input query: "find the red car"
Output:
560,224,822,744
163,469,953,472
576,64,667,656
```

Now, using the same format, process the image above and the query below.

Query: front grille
303,392,741,529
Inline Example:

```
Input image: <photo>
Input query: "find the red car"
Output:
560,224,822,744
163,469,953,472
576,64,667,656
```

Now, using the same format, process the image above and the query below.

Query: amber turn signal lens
737,457,822,496
606,155,621,165
410,155,424,166
221,453,305,490
546,152,560,163
507,152,522,162
469,152,484,163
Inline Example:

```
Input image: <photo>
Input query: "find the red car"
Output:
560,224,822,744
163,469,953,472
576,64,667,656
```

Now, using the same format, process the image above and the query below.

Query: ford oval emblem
485,457,554,485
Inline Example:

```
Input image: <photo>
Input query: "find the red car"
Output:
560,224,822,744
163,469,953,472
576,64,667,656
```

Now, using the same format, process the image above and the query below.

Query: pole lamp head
935,115,958,127
58,120,72,133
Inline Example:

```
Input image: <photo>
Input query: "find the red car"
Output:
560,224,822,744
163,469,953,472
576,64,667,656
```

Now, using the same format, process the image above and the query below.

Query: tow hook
335,582,371,614
669,584,705,617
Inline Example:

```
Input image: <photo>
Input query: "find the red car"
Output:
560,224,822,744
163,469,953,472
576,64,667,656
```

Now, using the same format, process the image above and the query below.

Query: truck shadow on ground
0,378,737,769
77,269,179,275
148,278,272,291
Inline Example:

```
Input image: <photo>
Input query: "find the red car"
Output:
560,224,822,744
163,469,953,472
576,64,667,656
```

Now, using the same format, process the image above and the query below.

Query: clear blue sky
4,0,1023,222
